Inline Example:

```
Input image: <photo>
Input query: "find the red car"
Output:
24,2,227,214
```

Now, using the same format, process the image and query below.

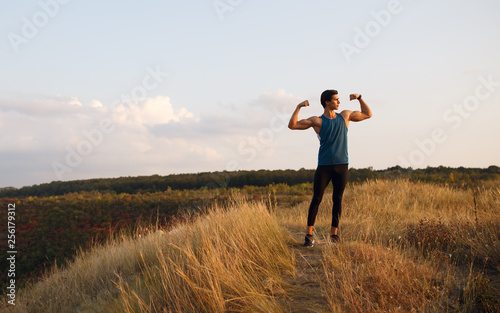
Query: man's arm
348,94,372,122
288,100,314,130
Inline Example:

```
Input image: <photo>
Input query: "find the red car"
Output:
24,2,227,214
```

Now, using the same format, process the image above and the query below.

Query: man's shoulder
311,115,323,125
339,110,353,119
306,115,322,122
306,116,322,132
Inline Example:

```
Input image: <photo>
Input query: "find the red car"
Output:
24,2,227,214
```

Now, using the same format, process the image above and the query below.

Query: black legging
307,164,348,228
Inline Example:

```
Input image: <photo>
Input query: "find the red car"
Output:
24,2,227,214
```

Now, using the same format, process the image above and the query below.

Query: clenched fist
298,100,309,108
349,94,361,101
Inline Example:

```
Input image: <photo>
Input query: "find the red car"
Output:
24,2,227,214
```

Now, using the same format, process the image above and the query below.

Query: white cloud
0,94,221,187
0,95,84,117
111,96,196,128
150,89,296,141
249,89,302,112
89,100,104,109
0,90,305,187
126,96,194,126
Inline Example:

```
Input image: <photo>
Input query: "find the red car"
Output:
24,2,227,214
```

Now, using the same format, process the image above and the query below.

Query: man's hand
298,100,309,108
349,94,360,101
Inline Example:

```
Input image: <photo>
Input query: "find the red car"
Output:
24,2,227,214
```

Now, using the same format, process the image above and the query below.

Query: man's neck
324,108,336,119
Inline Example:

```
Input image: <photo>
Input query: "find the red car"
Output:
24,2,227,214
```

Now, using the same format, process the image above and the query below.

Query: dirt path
281,233,332,313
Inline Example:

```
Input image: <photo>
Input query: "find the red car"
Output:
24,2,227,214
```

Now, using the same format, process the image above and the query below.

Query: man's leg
330,164,349,236
306,165,332,235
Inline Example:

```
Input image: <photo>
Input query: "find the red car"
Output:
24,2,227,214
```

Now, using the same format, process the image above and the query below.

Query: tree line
2,166,499,198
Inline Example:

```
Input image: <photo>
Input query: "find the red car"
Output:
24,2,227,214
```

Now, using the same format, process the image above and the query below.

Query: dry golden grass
278,179,499,312
322,242,445,312
2,179,499,312
3,197,296,313
109,198,296,313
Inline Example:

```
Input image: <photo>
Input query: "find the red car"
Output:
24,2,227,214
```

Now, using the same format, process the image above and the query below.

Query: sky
1,0,500,188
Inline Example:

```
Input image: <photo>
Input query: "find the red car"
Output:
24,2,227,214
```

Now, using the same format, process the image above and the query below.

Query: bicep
349,111,370,122
293,119,313,130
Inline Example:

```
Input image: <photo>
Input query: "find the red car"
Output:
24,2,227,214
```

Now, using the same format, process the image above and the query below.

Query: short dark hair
320,90,338,108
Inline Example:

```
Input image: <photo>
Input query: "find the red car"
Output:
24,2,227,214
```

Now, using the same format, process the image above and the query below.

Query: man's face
327,94,340,109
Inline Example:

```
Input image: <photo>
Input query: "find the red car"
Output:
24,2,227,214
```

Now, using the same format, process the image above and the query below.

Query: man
288,90,372,246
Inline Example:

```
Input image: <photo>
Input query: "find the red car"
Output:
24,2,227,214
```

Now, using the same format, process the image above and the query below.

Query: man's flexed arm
348,94,372,122
288,100,311,129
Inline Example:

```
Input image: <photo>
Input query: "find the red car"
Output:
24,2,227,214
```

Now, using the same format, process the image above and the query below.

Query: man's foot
303,234,315,247
329,234,340,244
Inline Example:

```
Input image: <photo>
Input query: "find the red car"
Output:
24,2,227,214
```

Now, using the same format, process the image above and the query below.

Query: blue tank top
317,114,348,165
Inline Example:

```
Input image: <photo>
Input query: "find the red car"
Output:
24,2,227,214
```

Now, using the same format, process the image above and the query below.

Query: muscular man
288,90,372,246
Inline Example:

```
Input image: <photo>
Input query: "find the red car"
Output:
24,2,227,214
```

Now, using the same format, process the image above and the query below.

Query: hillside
0,184,311,294
3,180,499,312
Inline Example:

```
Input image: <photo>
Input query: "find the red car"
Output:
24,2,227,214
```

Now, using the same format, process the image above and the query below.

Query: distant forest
2,166,499,198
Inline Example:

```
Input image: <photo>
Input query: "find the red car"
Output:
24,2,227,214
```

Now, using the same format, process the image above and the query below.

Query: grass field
2,179,499,312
